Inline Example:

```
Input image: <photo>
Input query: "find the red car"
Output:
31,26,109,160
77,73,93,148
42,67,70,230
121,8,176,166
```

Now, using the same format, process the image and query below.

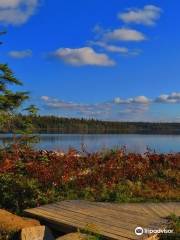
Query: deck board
24,201,180,240
53,202,153,224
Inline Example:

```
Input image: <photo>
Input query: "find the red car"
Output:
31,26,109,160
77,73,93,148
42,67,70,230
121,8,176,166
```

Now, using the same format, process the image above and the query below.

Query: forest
1,114,180,134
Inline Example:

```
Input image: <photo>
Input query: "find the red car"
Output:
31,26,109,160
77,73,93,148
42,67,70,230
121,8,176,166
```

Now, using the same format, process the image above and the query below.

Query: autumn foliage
0,144,179,213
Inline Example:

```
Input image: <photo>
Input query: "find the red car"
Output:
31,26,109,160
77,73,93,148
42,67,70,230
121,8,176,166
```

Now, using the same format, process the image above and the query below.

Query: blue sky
0,0,180,121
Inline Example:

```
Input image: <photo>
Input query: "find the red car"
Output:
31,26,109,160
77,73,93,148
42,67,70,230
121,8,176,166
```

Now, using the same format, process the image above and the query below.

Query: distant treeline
2,114,180,134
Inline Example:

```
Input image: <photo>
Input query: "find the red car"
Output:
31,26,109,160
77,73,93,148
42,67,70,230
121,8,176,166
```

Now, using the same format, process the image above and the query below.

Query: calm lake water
1,134,180,153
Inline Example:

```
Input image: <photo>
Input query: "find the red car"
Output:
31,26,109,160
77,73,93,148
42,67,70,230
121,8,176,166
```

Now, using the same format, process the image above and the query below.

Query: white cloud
104,28,146,42
114,97,131,104
102,44,128,53
0,0,39,25
132,96,151,104
41,96,110,115
42,97,81,110
8,49,32,58
114,96,151,104
0,0,22,8
41,95,151,120
41,96,50,101
89,41,129,53
115,93,180,105
41,93,180,121
42,93,180,115
119,5,162,26
155,92,180,103
156,94,170,103
52,47,115,66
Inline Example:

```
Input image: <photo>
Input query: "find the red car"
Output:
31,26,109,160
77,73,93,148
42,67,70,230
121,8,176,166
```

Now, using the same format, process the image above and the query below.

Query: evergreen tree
0,31,29,132
24,104,39,116
0,64,29,112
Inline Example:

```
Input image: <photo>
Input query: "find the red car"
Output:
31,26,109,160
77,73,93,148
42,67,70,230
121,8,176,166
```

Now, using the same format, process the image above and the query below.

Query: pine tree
0,64,29,111
24,104,39,116
0,31,29,132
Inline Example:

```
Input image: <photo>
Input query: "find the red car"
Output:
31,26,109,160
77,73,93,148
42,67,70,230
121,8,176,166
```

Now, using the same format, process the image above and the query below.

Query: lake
0,134,180,153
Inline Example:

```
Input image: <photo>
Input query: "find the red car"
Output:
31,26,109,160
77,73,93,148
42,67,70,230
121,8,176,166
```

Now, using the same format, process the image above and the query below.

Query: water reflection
0,134,180,153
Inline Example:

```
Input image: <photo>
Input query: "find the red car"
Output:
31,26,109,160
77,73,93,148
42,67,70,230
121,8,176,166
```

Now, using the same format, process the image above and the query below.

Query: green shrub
0,173,59,214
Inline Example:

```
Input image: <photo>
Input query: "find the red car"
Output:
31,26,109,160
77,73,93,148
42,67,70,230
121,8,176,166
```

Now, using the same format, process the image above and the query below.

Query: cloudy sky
0,0,180,122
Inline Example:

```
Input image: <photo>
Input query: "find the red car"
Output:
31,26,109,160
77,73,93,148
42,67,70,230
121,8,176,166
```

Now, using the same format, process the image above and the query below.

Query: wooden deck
24,201,180,240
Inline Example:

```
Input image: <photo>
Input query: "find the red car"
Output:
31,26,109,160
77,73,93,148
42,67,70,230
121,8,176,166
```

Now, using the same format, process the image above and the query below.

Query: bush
0,173,59,213
0,145,179,213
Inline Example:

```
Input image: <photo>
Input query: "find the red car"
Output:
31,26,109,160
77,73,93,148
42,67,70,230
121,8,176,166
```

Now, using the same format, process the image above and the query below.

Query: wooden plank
44,203,166,239
60,201,165,226
24,201,180,240
147,203,169,217
88,202,152,217
39,206,134,234
60,201,150,217
159,203,180,215
88,202,161,220
145,203,179,216
25,208,135,240
54,202,155,225
26,207,137,239
43,204,144,238
44,204,140,230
